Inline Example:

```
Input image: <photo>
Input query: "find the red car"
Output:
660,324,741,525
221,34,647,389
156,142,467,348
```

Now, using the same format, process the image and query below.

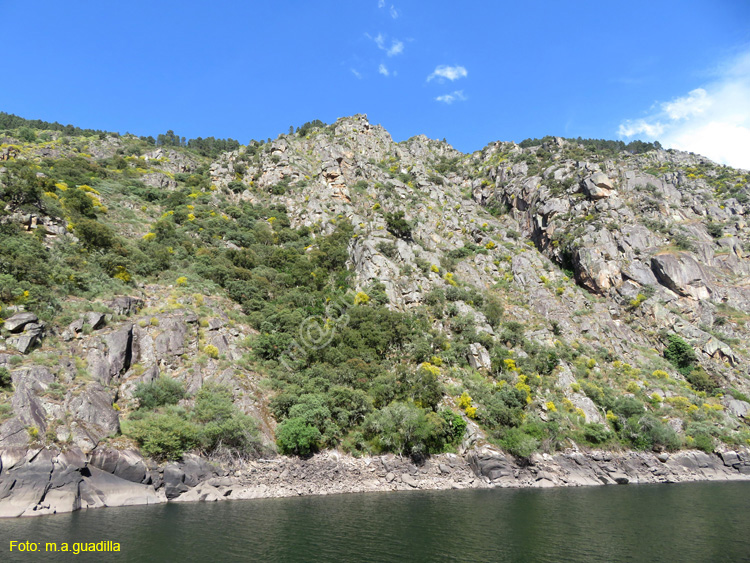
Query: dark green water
1,482,749,562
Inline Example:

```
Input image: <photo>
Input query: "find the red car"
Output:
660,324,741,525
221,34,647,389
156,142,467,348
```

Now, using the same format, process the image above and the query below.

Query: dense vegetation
0,133,468,458
124,381,262,460
518,135,662,155
0,111,110,139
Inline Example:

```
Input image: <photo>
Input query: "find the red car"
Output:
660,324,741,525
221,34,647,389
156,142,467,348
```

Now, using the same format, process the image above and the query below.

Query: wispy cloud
618,50,750,169
378,64,389,77
351,68,363,80
370,33,404,57
435,90,466,104
428,65,468,82
377,0,398,17
387,40,403,57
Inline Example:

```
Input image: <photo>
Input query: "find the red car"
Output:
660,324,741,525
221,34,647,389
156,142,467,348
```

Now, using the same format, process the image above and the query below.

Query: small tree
276,417,321,455
75,218,115,250
664,335,696,376
0,367,12,390
384,211,412,239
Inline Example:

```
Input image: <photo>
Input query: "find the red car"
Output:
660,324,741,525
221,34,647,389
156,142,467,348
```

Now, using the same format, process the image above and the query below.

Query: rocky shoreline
1,445,749,517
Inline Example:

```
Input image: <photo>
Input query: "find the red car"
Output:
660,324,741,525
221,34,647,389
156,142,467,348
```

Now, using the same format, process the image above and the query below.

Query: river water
2,482,749,562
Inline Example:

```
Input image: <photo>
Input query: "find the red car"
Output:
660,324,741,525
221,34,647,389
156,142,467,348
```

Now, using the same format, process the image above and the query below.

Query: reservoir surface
2,481,749,562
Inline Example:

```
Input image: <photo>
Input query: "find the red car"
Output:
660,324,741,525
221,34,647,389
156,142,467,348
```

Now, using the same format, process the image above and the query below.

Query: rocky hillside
1,113,749,515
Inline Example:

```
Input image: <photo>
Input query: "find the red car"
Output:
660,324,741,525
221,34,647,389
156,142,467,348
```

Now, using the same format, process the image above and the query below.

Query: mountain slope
1,114,749,510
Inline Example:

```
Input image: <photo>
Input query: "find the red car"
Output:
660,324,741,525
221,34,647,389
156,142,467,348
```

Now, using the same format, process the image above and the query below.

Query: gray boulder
3,312,38,333
723,398,749,418
651,253,711,300
87,325,133,384
84,312,106,330
467,447,514,480
109,296,144,316
179,454,220,487
79,466,162,510
719,451,741,467
581,173,614,200
68,383,120,447
9,334,39,354
467,343,491,371
163,464,189,499
0,449,55,517
400,473,419,488
89,447,149,484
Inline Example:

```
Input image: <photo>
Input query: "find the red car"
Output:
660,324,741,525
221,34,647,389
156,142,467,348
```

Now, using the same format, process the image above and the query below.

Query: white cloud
351,68,363,80
378,64,389,77
617,119,665,138
618,50,750,169
662,88,711,120
428,65,468,82
386,40,403,57
377,0,397,17
370,33,403,57
435,90,466,104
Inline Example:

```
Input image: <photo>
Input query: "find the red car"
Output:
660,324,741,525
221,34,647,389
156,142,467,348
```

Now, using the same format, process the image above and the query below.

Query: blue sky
2,1,749,167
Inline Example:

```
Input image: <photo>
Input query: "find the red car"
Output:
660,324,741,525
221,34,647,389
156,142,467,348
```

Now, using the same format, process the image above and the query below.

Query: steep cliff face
1,115,749,514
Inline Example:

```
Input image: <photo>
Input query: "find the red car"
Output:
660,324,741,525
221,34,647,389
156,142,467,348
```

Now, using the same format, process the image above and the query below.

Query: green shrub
439,409,467,446
498,427,539,458
122,407,199,460
613,396,645,420
363,402,447,457
481,386,527,429
0,367,12,390
327,386,373,427
482,294,504,328
411,364,443,410
125,383,261,459
672,233,694,251
664,335,696,375
684,366,719,393
134,377,186,410
62,188,98,218
199,411,261,456
581,382,617,412
384,211,412,239
583,423,611,444
376,242,397,259
276,417,321,455
194,384,261,456
706,221,723,239
18,127,37,142
499,321,524,347
74,219,115,250
193,384,235,423
692,433,715,453
621,414,681,451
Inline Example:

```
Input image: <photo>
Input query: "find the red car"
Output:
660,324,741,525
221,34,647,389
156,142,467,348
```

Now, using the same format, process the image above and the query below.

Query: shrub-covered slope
1,113,749,466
